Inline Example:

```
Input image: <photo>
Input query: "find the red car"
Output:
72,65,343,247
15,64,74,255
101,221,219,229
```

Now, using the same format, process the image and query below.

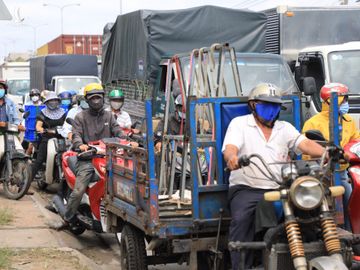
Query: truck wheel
120,224,147,270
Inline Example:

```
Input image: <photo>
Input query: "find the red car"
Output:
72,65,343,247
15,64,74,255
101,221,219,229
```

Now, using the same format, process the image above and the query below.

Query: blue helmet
58,91,75,106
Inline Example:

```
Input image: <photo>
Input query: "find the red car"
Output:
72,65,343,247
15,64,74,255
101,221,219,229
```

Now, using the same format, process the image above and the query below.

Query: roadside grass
0,248,13,269
0,207,14,226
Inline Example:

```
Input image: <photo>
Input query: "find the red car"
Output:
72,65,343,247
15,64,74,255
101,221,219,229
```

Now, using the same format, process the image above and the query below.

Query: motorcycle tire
2,159,31,200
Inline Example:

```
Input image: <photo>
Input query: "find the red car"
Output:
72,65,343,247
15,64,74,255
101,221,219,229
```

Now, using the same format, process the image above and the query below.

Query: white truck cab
51,75,101,95
295,42,360,127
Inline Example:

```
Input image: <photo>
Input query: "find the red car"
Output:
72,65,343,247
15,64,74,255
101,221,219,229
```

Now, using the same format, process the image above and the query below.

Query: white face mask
110,101,123,111
31,96,40,103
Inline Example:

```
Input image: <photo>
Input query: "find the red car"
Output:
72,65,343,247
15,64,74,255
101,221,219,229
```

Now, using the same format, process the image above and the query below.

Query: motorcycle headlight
289,176,324,210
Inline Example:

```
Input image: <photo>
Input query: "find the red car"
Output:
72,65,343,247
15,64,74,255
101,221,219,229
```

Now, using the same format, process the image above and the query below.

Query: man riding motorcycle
63,83,122,226
302,83,360,230
108,89,132,129
0,80,24,158
222,83,326,269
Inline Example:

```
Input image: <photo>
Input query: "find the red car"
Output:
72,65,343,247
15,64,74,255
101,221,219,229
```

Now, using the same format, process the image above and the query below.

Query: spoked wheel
120,224,147,270
3,159,31,200
35,171,48,190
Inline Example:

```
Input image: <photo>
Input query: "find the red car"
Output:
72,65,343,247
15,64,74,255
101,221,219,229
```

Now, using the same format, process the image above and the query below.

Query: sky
0,0,358,61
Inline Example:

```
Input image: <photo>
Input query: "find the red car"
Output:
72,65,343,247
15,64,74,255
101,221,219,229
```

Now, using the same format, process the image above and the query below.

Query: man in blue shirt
0,81,22,125
0,81,24,160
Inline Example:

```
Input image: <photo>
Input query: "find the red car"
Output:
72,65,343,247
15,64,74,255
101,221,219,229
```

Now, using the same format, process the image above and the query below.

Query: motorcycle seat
67,156,78,175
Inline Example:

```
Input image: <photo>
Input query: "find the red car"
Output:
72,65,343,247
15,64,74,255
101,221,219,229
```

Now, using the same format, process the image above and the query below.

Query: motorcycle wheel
3,159,31,200
120,224,147,270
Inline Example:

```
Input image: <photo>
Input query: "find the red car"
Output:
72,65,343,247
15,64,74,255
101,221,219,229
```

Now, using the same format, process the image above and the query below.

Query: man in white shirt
222,83,325,269
108,89,132,129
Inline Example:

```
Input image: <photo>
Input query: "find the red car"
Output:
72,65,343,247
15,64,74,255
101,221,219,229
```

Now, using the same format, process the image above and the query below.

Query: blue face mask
255,103,281,122
79,100,89,109
0,89,5,99
339,102,349,115
61,99,71,106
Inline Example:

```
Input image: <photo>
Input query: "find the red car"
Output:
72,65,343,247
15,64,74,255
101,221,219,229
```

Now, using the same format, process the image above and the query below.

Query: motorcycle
343,139,360,253
228,136,355,270
0,121,31,200
35,126,68,190
51,121,136,235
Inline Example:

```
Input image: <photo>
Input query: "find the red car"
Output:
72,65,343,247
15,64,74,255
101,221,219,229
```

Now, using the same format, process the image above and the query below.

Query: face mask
47,100,60,110
255,103,281,122
88,96,104,112
0,89,5,99
79,100,89,109
31,96,40,103
61,99,71,106
339,102,349,115
110,101,123,111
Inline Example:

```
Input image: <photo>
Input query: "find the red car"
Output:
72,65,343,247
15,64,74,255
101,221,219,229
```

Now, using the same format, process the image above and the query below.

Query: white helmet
248,83,284,104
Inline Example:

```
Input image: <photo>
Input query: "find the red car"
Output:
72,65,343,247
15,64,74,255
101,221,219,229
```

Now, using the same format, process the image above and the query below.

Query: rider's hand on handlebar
18,124,26,132
0,122,6,128
79,144,89,152
227,155,240,171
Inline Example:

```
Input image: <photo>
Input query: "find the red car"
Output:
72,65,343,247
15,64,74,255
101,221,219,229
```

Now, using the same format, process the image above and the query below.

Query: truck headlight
289,176,323,210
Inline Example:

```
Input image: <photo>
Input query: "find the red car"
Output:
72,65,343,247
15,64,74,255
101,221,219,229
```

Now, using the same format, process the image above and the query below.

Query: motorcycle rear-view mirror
305,130,326,142
66,118,75,126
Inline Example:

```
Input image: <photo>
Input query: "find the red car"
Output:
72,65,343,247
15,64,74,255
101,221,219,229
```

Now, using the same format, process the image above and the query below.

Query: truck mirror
48,84,54,91
303,77,316,96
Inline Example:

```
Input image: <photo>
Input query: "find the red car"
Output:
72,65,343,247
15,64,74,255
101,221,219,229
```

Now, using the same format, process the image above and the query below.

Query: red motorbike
344,140,360,234
52,135,135,235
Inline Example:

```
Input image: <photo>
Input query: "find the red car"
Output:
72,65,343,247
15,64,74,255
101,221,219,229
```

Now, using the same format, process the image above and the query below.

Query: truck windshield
328,50,360,92
181,54,298,97
7,79,30,96
57,77,100,93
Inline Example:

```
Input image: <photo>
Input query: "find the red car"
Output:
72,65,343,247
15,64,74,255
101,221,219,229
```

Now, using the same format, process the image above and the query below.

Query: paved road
35,183,188,270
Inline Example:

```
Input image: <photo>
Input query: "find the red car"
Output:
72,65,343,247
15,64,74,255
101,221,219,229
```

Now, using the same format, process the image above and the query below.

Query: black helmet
30,88,41,96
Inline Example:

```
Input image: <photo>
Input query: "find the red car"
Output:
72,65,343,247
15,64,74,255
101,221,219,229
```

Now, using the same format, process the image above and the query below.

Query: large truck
30,54,100,95
102,5,302,121
264,6,360,124
101,6,307,269
0,61,30,105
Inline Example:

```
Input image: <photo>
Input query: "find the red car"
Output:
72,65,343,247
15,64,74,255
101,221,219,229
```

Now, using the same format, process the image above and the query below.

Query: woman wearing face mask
108,89,132,129
60,88,88,140
26,89,42,105
58,91,75,110
23,89,42,155
302,82,360,230
31,92,66,182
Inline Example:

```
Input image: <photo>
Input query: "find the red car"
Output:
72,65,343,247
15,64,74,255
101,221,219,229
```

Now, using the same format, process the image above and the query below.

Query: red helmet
0,80,8,91
320,83,349,101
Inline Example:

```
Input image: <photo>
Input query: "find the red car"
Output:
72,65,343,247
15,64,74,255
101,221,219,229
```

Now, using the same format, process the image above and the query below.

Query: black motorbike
0,122,31,200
